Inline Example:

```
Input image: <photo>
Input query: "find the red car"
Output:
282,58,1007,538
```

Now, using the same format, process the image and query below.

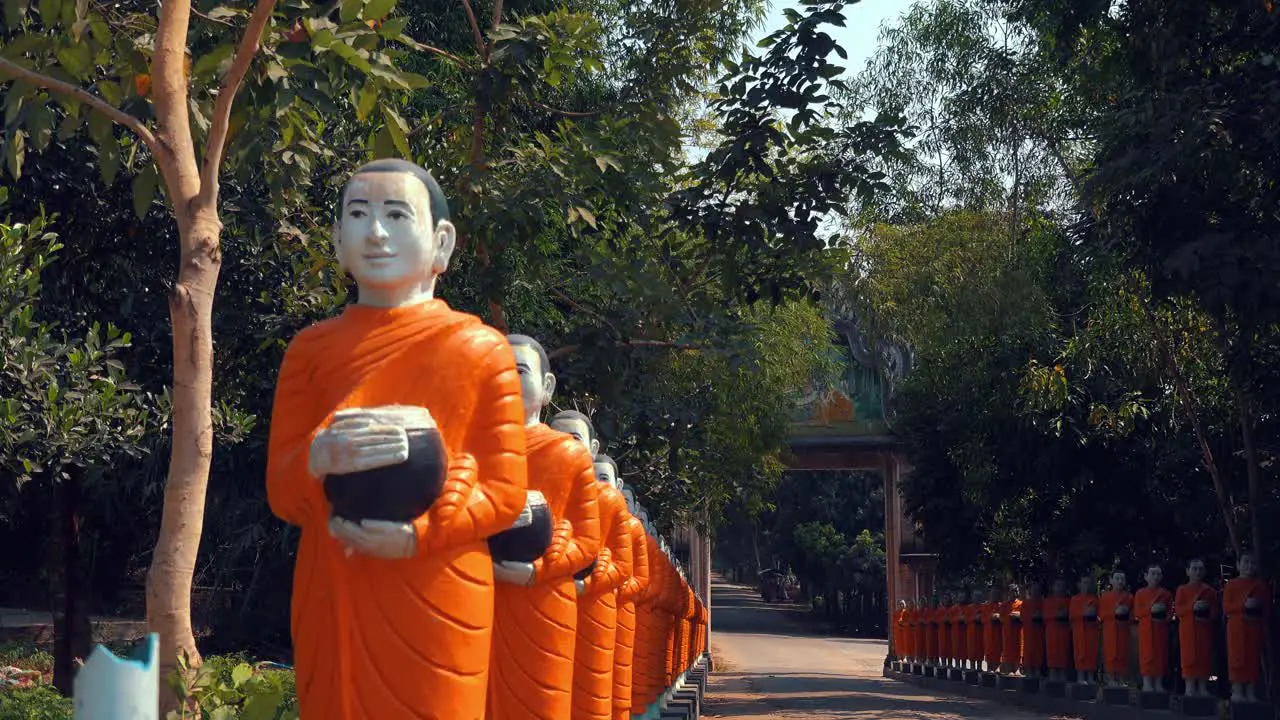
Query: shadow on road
709,578,827,636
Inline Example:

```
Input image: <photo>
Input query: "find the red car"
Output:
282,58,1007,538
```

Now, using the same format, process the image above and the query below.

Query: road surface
703,579,1067,719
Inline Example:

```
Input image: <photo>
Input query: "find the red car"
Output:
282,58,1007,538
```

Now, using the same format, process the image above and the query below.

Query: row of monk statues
264,159,708,719
893,558,1272,704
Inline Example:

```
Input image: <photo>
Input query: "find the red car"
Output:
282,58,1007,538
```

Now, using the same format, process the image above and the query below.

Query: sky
752,0,913,79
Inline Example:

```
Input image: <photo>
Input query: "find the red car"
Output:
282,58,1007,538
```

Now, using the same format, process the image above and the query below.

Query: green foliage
168,651,298,720
0,685,71,720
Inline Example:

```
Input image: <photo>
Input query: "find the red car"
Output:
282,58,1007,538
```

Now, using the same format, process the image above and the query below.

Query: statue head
550,409,600,457
1078,574,1096,594
1109,570,1127,591
1144,564,1163,588
1006,583,1020,601
1239,553,1256,579
593,453,621,489
333,159,455,306
954,588,968,604
507,335,555,421
940,590,952,606
622,487,636,512
905,598,916,610
1051,578,1067,597
1186,558,1206,583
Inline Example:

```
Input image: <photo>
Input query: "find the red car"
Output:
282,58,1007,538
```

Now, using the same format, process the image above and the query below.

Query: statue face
1051,579,1067,596
512,344,554,418
550,416,600,457
334,172,455,297
955,590,968,603
1144,566,1162,587
1110,571,1126,590
1079,576,1096,594
1239,554,1256,578
1187,559,1206,582
594,461,621,489
941,592,952,605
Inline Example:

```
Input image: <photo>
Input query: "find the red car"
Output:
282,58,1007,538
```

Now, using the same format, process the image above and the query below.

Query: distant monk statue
1134,564,1172,693
983,587,1002,673
266,159,529,719
1224,553,1270,703
1174,558,1217,697
1070,574,1100,685
1044,579,1071,682
1000,584,1023,675
1020,581,1045,678
950,589,968,669
1099,570,1133,687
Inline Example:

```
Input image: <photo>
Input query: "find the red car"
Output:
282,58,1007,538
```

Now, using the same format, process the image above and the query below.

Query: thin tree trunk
52,469,92,695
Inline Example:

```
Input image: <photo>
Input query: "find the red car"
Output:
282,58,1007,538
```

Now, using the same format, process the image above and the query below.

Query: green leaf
193,44,236,78
230,663,253,687
208,707,236,720
25,103,54,151
338,0,363,24
363,0,393,18
576,205,597,228
131,164,158,219
56,112,80,140
356,81,378,122
328,41,373,73
205,6,242,19
4,129,25,179
241,691,285,720
87,107,113,144
54,42,92,79
381,105,410,157
36,0,58,24
99,143,120,184
98,79,123,106
371,125,396,158
3,0,28,30
367,64,429,90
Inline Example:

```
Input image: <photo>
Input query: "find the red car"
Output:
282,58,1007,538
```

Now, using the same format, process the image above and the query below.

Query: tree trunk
51,468,92,695
145,203,222,706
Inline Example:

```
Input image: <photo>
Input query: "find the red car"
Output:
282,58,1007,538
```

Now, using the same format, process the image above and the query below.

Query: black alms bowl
323,428,447,523
488,492,552,564
573,559,597,581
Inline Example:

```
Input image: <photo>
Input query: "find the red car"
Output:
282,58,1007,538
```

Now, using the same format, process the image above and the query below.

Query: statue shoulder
435,313,506,362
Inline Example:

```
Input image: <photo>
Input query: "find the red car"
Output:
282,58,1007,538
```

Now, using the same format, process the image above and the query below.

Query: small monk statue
266,159,530,719
487,335,603,720
613,485,650,720
950,589,968,669
1069,574,1100,685
1224,553,1271,703
1173,558,1217,697
1099,570,1133,687
1021,581,1046,678
967,592,984,671
984,587,1002,672
938,591,953,667
923,596,939,666
914,597,926,664
1044,579,1072,682
1001,584,1023,675
895,600,909,661
1134,564,1172,693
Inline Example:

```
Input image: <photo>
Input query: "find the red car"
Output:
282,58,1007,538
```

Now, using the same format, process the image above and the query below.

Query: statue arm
584,505,631,596
621,523,651,601
419,337,528,547
266,334,329,528
534,446,602,581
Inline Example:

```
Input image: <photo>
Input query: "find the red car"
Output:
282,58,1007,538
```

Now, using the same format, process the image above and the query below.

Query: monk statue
1133,564,1171,693
950,589,968,669
266,158,530,719
615,486,651,720
487,335,603,720
1224,553,1271,703
1044,579,1071,682
1020,581,1045,678
553,418,628,720
966,592,984,671
984,587,1002,673
938,591,953,668
904,599,918,662
924,596,939,666
1174,558,1218,697
895,600,909,662
1099,570,1133,687
1001,584,1023,675
1069,574,1100,685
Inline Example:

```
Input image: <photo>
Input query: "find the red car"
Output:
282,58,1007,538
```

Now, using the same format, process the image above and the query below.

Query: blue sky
753,0,912,78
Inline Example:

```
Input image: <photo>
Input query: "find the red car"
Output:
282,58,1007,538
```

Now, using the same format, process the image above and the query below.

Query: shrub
0,686,72,720
168,651,297,720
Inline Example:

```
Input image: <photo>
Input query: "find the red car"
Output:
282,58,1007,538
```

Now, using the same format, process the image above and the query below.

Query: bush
0,686,72,720
168,651,297,720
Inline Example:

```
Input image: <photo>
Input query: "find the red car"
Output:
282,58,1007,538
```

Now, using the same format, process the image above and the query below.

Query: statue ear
542,372,557,404
432,220,457,274
590,437,600,457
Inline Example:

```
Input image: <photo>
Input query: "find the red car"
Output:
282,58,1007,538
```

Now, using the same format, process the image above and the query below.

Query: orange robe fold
1043,597,1071,670
573,484,631,720
909,608,921,659
925,607,939,661
1133,586,1171,678
1174,583,1218,680
1099,590,1132,674
267,302,529,720
488,424,603,720
983,602,1001,667
895,609,907,659
1020,598,1044,671
613,515,649,720
633,535,673,711
950,604,966,663
1224,577,1270,685
1001,599,1022,668
967,604,983,663
938,606,952,661
1069,594,1099,672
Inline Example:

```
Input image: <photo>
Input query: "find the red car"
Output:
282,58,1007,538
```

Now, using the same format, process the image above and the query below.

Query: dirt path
703,579,1069,719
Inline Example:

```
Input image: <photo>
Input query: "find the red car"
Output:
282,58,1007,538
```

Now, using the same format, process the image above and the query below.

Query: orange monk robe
630,535,667,712
1224,577,1271,685
895,608,907,659
1043,597,1071,670
266,302,528,720
1098,590,1133,675
1021,598,1045,671
681,588,698,671
909,607,922,659
1133,586,1172,678
1174,583,1218,680
488,424,603,720
1069,594,1099,672
927,607,941,661
938,607,952,662
1001,599,1023,668
983,603,1001,668
572,485,631,720
967,604,984,663
949,604,966,663
612,514,649,720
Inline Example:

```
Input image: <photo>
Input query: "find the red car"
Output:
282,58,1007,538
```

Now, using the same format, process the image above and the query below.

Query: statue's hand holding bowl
575,579,587,596
1115,604,1130,619
1193,600,1209,612
1245,596,1261,610
494,560,536,587
310,411,416,477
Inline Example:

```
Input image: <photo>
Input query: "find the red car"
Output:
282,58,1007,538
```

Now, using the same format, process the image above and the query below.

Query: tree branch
490,0,504,33
531,99,599,117
0,59,159,150
197,0,278,207
459,0,486,58
547,339,703,361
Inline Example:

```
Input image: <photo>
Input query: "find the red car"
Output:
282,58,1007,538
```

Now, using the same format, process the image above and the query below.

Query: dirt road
703,579,1064,719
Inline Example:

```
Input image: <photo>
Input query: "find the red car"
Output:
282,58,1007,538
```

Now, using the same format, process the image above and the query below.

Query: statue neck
356,277,437,308
525,407,544,427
